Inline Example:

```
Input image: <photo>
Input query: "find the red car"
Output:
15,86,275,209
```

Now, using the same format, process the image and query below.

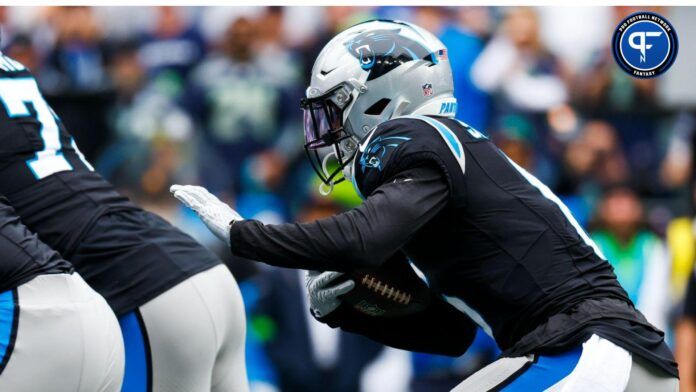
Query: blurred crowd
3,5,696,391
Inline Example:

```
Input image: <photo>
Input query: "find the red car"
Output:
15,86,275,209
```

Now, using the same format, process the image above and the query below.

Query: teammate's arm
227,164,449,271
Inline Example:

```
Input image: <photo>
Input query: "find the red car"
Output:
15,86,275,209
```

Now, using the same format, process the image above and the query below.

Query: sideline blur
2,6,695,391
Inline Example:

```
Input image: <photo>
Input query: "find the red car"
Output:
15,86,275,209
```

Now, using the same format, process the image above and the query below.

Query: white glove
306,271,355,318
170,184,242,246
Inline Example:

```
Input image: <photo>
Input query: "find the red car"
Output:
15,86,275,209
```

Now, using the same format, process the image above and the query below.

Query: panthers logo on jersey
359,135,411,173
344,28,438,81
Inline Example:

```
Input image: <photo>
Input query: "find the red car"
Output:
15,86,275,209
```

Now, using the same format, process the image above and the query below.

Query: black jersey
0,197,72,293
0,54,219,315
229,115,677,377
0,56,134,252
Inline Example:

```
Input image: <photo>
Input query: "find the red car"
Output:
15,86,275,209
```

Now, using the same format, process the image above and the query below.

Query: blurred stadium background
3,5,696,391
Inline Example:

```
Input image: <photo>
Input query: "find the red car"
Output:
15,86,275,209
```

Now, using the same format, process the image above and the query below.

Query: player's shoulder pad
352,116,486,203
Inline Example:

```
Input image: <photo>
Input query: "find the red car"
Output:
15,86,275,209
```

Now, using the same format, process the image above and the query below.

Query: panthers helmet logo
345,28,438,81
359,135,411,173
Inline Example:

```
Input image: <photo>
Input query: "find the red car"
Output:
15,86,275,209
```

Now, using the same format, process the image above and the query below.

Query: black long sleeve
229,164,449,271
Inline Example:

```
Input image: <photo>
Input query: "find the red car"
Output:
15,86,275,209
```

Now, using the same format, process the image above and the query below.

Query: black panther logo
345,28,438,81
359,135,411,173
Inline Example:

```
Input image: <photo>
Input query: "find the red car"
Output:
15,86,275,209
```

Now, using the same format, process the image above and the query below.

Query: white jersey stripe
6,58,25,71
443,295,495,338
0,57,13,72
505,156,606,260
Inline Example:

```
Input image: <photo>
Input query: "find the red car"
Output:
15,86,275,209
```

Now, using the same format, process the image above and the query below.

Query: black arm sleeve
229,164,449,271
317,253,477,356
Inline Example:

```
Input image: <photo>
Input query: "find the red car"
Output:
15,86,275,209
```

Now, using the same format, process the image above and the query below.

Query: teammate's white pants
122,264,248,392
452,334,679,392
0,273,125,392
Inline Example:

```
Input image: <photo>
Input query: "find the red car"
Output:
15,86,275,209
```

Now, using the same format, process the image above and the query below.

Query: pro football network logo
612,12,678,78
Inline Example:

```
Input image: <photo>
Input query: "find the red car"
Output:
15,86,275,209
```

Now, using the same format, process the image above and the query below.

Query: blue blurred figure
138,7,207,79
438,8,490,130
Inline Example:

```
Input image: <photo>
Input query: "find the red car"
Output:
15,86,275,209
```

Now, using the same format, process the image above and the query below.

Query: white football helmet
301,19,457,192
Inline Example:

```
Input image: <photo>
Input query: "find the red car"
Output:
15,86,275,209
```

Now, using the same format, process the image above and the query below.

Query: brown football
335,266,432,318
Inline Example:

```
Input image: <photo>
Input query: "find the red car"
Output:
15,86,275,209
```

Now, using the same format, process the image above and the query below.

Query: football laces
361,274,411,305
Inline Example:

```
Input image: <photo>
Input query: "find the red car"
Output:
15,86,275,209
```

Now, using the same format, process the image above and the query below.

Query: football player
0,197,123,391
173,20,678,390
0,54,248,390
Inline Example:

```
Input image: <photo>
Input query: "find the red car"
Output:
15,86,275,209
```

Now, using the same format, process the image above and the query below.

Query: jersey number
0,78,92,179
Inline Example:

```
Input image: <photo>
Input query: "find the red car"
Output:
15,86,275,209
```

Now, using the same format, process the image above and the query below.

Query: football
335,267,432,318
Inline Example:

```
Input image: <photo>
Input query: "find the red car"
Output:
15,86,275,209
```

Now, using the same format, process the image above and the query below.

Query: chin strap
318,181,334,196
317,142,358,196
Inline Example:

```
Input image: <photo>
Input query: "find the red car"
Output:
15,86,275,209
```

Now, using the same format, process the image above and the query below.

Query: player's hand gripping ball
335,267,432,318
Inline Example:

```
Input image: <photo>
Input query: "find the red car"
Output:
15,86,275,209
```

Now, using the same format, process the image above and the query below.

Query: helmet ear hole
364,98,391,115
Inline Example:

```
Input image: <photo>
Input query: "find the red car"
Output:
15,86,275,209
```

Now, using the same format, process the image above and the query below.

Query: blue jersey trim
0,288,18,375
119,310,152,392
408,115,462,158
505,156,606,260
399,115,466,175
500,346,583,391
